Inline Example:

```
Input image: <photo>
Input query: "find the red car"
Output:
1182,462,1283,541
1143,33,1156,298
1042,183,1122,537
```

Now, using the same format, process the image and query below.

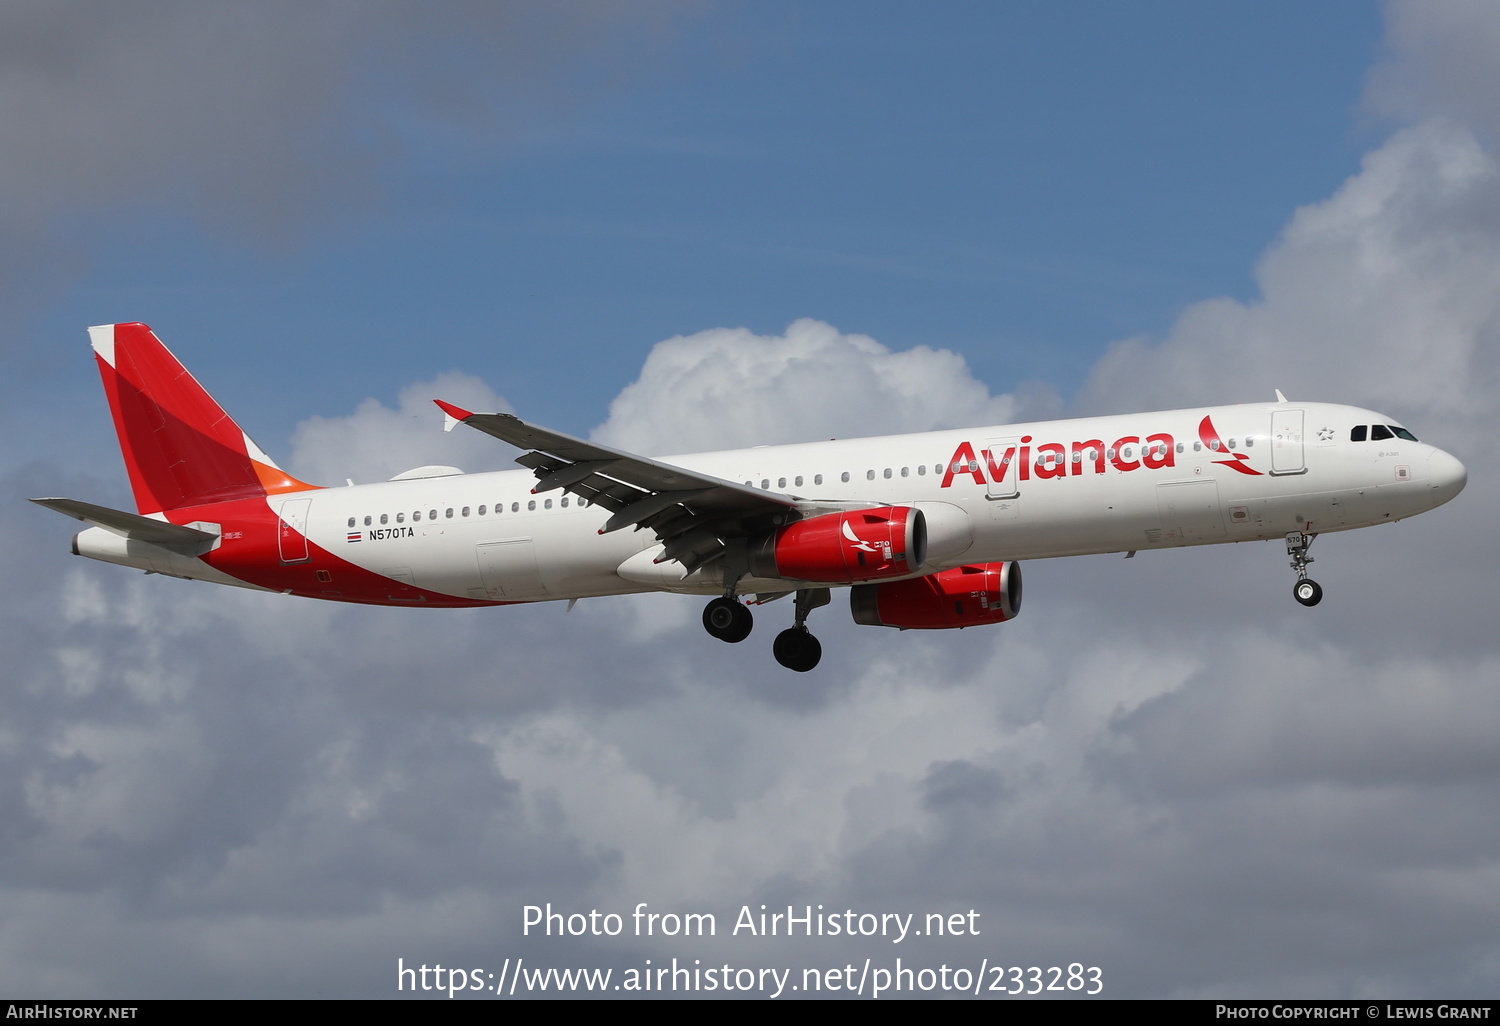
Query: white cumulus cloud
286,372,515,485
592,318,1021,454
1077,121,1500,424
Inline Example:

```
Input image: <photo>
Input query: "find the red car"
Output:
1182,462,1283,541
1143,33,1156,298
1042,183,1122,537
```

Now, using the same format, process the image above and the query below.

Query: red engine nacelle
849,561,1022,629
749,506,927,583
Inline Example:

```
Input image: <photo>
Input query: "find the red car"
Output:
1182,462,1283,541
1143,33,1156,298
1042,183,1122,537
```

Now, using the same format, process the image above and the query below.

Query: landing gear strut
773,588,829,672
1286,531,1322,607
703,595,753,643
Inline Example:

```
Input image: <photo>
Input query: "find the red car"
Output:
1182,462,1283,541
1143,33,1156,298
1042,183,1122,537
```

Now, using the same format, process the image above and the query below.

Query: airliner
33,323,1467,671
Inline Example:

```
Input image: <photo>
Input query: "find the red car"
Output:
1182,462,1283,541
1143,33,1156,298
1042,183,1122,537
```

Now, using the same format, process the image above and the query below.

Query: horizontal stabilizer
30,497,220,555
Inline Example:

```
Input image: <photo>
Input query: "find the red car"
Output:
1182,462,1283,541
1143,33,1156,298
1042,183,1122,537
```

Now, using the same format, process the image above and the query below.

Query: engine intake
850,561,1022,629
749,506,926,583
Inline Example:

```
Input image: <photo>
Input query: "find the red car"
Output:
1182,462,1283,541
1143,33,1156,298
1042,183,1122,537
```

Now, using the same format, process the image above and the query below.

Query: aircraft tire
1293,579,1323,607
703,597,753,642
773,628,822,672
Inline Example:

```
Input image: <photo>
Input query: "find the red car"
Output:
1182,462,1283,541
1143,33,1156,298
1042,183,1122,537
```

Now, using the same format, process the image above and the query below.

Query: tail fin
90,323,318,514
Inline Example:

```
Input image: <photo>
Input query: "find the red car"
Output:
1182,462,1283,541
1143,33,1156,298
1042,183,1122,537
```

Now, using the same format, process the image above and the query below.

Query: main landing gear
703,595,753,643
773,588,830,673
1287,531,1322,607
701,587,830,671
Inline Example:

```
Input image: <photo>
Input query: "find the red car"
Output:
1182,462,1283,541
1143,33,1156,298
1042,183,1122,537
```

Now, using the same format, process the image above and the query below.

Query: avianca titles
34,323,1467,672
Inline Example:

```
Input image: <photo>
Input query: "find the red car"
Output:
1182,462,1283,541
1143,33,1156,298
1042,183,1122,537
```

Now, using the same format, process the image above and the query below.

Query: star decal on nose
1317,426,1334,441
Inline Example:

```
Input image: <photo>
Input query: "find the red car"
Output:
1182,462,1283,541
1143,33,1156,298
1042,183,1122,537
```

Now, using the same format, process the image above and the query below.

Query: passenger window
867,470,876,481
1192,441,1201,452
527,500,536,511
347,517,355,528
778,477,786,489
794,476,803,487
544,499,553,509
445,508,454,519
396,513,405,523
1371,425,1393,441
477,506,485,516
883,468,892,479
511,502,519,513
901,467,909,477
364,515,372,527
841,472,850,483
561,497,569,507
1244,437,1253,447
413,511,422,522
814,474,823,485
1176,443,1184,453
1226,438,1236,449
428,510,437,520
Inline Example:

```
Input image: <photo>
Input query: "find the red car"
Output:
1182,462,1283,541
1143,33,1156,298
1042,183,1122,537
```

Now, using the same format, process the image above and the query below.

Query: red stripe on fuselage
165,496,510,608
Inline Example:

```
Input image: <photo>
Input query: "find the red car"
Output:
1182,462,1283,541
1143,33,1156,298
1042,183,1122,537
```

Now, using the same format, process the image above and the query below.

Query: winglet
433,399,473,433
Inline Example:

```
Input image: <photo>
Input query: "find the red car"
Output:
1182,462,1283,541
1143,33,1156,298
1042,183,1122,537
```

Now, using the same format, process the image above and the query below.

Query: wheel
703,597,753,642
1293,579,1323,607
773,628,822,672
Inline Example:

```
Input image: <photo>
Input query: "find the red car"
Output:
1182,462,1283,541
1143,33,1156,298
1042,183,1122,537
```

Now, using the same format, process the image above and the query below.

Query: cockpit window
1371,425,1393,441
1350,425,1367,442
1391,426,1418,441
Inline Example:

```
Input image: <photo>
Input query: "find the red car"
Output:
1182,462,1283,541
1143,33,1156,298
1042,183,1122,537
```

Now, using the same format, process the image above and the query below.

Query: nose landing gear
1287,531,1322,607
773,587,830,672
1294,578,1323,606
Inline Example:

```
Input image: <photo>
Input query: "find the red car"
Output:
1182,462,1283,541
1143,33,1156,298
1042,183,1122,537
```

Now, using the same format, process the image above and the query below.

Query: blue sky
21,2,1383,441
7,0,1500,1000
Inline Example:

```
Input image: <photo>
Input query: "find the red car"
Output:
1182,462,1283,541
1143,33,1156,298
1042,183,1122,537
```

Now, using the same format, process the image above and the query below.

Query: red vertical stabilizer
89,323,317,514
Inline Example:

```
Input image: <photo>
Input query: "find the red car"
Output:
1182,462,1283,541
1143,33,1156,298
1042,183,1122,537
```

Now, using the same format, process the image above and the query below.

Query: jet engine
849,561,1022,629
749,506,925,583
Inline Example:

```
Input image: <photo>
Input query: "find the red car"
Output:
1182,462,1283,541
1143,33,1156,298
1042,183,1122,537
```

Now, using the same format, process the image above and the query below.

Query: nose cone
1426,448,1467,506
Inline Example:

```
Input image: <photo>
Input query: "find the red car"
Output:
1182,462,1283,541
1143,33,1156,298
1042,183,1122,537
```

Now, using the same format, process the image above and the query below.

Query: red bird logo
1199,416,1262,476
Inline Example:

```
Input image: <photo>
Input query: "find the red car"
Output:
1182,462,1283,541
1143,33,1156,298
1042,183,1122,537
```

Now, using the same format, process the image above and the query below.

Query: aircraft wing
434,400,807,576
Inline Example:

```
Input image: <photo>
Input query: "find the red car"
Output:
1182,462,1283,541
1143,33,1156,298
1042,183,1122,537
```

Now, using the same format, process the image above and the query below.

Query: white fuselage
251,400,1463,603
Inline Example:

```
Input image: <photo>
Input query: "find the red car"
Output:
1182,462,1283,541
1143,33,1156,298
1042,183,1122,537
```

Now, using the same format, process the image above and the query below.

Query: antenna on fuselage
1274,389,1288,403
